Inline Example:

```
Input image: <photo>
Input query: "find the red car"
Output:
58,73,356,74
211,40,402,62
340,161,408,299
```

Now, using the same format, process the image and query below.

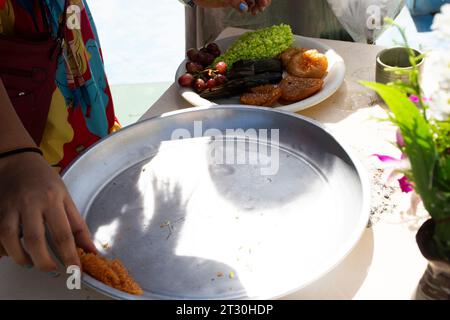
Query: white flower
429,90,450,121
422,50,450,121
432,4,450,38
425,4,450,121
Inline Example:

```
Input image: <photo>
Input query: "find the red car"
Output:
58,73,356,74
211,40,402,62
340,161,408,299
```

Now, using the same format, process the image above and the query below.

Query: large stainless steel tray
62,106,370,300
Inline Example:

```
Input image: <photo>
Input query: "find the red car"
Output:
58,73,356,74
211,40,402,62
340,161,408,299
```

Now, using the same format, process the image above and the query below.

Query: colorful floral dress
0,0,120,171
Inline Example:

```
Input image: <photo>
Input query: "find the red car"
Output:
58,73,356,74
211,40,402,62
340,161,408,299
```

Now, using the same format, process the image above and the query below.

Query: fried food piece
77,248,143,295
280,48,306,68
240,92,278,107
280,76,324,102
240,84,282,107
280,48,300,67
286,49,328,79
250,84,280,94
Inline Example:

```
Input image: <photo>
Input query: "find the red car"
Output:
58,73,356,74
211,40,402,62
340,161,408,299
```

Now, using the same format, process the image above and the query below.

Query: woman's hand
194,0,272,14
0,152,96,272
249,0,272,15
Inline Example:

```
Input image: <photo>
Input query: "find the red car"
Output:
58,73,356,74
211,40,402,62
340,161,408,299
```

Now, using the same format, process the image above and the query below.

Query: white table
0,28,428,300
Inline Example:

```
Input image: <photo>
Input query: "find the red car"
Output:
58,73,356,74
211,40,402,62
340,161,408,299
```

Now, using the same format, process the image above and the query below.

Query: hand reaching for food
0,152,96,272
248,0,272,15
193,0,272,14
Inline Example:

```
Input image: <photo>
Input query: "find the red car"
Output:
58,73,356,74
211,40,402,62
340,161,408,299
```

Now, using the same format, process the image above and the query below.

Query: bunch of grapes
178,43,228,93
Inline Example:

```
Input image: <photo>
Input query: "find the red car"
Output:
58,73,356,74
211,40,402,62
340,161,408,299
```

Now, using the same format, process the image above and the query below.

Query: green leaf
436,156,450,191
389,83,417,95
361,82,438,215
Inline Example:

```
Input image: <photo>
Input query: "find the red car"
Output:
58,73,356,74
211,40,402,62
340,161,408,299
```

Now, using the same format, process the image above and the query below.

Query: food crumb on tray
77,248,143,296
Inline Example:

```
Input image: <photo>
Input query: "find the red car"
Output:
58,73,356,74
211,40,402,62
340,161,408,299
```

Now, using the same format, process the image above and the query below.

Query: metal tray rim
62,105,371,300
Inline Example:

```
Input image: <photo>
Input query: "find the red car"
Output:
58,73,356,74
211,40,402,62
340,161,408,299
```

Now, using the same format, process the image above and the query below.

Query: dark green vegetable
200,72,282,100
228,58,283,79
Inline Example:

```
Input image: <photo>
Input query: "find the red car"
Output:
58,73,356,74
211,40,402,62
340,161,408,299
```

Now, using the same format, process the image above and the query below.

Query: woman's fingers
65,196,97,254
0,213,8,257
0,243,6,256
21,211,58,272
258,0,271,7
0,211,31,266
254,0,271,13
45,203,80,268
230,0,249,12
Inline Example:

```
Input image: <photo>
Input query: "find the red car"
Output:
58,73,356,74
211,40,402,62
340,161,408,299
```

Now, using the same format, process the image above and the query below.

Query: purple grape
187,48,199,62
204,53,215,66
215,61,227,74
186,62,203,74
214,75,227,85
210,49,221,58
194,78,207,92
206,78,217,89
206,43,220,54
178,73,194,87
197,51,209,66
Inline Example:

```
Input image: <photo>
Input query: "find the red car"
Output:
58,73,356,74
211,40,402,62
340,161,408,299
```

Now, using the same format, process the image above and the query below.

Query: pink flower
398,176,414,193
396,130,405,148
409,95,420,103
409,95,432,104
373,154,412,191
373,154,399,163
373,153,407,163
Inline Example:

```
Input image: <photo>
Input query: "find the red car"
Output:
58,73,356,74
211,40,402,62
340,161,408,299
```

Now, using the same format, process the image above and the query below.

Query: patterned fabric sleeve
0,0,120,171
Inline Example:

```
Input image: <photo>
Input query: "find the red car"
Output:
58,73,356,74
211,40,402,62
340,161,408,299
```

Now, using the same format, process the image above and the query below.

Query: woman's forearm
0,78,37,152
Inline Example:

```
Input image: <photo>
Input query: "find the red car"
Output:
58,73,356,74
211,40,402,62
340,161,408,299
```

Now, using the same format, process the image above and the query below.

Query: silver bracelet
179,0,195,7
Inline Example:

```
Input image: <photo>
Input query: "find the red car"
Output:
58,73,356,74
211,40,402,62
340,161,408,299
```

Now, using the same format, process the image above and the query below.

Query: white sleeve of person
178,0,195,7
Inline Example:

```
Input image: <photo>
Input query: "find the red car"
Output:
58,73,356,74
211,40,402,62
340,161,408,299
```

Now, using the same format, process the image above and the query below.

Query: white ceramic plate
175,34,346,112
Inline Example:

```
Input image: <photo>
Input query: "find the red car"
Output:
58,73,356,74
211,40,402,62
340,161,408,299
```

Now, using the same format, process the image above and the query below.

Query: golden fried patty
279,76,324,102
240,84,282,107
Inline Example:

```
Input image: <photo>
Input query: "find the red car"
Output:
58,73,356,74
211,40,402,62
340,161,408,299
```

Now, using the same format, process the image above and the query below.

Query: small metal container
376,47,424,85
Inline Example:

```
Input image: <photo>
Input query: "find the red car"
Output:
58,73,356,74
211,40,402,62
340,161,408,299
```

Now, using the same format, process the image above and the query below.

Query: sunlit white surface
89,137,350,298
93,218,119,255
